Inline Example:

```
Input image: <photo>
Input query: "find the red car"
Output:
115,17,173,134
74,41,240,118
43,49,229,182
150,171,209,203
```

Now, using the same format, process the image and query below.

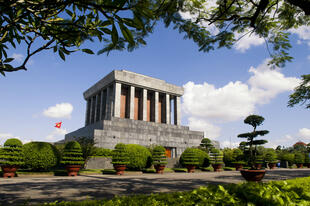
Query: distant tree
276,145,282,151
200,138,214,153
293,141,307,152
1,0,309,77
238,114,269,169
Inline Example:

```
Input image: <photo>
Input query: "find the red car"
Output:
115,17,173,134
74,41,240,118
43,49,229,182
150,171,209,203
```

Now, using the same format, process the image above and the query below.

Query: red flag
55,122,62,128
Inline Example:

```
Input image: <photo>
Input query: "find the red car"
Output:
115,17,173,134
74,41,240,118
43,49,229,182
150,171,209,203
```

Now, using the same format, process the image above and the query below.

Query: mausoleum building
65,70,204,157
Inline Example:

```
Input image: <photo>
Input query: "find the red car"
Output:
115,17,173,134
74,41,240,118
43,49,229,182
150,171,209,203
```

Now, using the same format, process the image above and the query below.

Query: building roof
83,70,184,99
293,141,307,147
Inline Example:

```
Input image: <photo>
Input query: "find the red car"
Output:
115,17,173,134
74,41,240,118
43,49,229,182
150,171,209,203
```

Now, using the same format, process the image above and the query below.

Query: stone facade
65,70,205,157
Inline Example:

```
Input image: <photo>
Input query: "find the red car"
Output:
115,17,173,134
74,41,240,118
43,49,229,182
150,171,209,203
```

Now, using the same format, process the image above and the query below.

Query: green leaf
111,24,118,45
58,50,65,61
119,23,134,45
82,49,94,54
65,9,73,17
4,58,14,63
0,70,6,76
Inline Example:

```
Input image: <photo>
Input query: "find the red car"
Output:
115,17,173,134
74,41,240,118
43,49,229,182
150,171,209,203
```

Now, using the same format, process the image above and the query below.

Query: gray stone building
65,70,204,157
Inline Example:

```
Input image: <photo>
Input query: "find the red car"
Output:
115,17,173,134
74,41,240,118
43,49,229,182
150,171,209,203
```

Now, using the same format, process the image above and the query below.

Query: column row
85,85,113,126
85,82,181,126
113,83,181,125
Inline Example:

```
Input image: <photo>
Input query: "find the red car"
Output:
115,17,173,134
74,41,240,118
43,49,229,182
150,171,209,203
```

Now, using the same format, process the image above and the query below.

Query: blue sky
0,22,309,148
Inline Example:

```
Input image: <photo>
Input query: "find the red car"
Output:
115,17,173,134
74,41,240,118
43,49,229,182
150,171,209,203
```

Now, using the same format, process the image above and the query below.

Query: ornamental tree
60,141,84,166
237,114,269,169
152,145,167,166
200,138,214,153
0,138,24,166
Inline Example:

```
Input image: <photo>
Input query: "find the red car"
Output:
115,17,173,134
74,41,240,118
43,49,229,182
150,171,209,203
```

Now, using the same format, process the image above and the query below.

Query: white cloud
45,128,67,141
290,26,310,40
234,32,265,52
290,26,310,47
248,59,300,104
298,128,310,139
12,53,24,63
0,133,31,146
43,103,73,119
221,140,240,148
183,59,300,139
188,117,221,139
266,128,310,148
307,55,310,61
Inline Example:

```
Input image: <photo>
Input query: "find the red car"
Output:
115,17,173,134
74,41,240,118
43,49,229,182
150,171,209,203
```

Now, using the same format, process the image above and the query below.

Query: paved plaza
1,169,310,205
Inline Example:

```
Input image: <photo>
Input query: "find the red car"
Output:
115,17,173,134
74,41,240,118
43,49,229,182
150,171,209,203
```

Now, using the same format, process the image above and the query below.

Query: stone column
165,94,170,124
90,96,95,124
174,96,181,125
154,91,159,123
113,82,121,118
99,90,104,120
142,88,147,121
94,94,98,122
105,87,111,120
85,98,90,126
129,86,135,119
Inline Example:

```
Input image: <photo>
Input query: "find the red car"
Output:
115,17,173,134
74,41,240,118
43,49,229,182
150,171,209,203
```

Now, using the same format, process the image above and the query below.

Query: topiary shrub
126,144,152,170
112,143,129,165
264,150,278,163
152,145,167,166
0,138,24,166
210,148,224,165
180,148,199,166
60,141,84,166
23,142,60,171
180,148,209,168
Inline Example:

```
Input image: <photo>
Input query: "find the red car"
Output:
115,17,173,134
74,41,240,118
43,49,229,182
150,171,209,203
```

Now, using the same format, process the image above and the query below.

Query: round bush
0,138,24,166
4,138,23,147
180,148,209,168
294,152,305,164
180,148,199,166
23,142,60,171
60,141,84,165
152,145,167,166
210,148,224,164
126,144,152,170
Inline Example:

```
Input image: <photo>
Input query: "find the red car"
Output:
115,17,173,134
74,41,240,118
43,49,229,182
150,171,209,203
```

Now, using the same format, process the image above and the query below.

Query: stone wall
65,117,204,157
85,157,113,169
85,157,180,169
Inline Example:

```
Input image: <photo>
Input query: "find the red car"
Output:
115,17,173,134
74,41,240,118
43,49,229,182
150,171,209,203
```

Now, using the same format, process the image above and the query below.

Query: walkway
1,169,310,205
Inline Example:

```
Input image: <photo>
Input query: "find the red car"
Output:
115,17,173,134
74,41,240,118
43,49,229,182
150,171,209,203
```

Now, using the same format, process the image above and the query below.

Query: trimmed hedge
180,148,209,168
23,142,60,171
60,141,84,165
126,144,152,170
111,143,129,165
38,177,310,205
180,148,199,166
152,145,167,166
0,138,24,166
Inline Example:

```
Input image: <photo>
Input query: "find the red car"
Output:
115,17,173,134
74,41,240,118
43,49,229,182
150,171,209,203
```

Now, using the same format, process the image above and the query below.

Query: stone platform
65,117,204,157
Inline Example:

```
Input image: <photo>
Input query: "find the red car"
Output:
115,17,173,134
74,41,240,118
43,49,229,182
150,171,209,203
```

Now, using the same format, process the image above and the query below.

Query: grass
223,167,236,171
172,168,187,172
